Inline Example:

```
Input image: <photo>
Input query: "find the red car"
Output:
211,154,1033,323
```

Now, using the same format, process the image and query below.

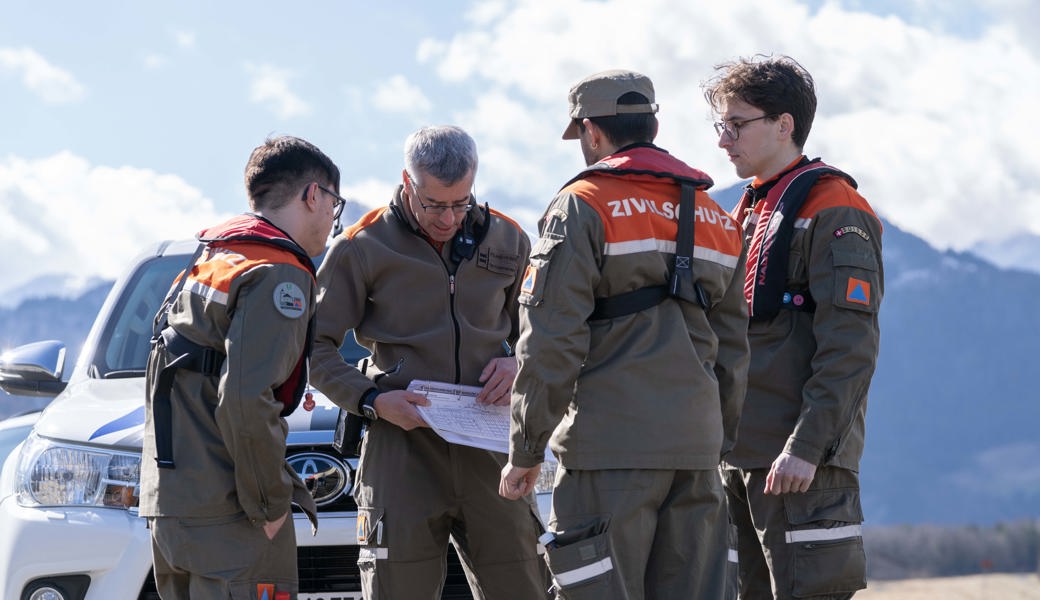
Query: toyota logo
288,452,351,506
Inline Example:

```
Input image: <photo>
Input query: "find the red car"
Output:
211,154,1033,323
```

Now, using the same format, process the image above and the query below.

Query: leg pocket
783,487,866,598
544,531,623,600
356,506,387,597
791,537,865,598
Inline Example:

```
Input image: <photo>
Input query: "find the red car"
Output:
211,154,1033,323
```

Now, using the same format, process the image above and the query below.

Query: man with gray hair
310,126,545,599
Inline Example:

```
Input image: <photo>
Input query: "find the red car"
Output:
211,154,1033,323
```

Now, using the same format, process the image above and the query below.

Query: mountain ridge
1,206,1037,526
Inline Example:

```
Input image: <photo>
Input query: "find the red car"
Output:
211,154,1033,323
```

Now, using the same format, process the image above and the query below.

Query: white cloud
372,75,432,114
0,47,85,104
174,30,197,50
419,0,1040,252
341,177,398,210
0,153,232,291
245,63,311,119
142,53,167,70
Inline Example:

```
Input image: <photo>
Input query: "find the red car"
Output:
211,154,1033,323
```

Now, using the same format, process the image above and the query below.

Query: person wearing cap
703,55,883,599
309,125,547,599
499,70,750,599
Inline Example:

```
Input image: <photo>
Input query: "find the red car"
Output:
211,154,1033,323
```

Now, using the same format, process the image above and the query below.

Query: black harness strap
670,180,696,293
590,285,669,321
152,329,226,469
149,243,225,469
742,160,856,321
590,180,707,321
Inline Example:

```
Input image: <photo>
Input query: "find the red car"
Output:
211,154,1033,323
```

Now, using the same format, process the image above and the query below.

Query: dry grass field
859,573,1040,599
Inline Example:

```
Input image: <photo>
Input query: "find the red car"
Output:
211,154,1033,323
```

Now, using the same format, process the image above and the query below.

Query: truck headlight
16,433,141,509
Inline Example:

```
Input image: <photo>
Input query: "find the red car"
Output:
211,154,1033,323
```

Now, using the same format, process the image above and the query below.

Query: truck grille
138,546,476,599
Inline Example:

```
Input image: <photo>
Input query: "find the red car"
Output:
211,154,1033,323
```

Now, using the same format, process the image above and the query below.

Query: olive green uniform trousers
722,466,866,599
543,467,730,600
353,424,548,599
150,512,297,600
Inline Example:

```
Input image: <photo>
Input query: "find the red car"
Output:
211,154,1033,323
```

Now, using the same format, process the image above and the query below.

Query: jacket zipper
448,272,462,384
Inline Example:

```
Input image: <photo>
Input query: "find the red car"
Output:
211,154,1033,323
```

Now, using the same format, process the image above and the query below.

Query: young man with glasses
703,55,884,599
309,125,545,599
141,135,342,600
500,69,750,599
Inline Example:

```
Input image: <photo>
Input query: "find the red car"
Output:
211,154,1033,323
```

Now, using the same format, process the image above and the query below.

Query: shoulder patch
273,281,306,318
845,277,871,305
521,264,539,296
834,225,871,241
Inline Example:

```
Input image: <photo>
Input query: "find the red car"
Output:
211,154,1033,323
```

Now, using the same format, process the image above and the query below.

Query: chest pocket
477,247,520,276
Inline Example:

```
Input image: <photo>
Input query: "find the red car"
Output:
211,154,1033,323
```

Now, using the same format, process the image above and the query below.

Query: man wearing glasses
141,135,343,600
310,126,545,599
703,55,884,599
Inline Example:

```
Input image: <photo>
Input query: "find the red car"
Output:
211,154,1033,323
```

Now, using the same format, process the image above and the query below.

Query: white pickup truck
0,240,554,600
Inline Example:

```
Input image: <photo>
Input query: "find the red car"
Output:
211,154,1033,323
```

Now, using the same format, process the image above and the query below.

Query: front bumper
0,495,360,600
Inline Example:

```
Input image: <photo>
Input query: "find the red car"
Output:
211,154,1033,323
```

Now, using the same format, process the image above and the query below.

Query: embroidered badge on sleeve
845,277,871,305
521,265,539,296
834,225,871,241
273,282,306,318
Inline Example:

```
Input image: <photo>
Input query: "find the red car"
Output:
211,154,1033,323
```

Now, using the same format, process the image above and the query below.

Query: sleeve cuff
784,436,824,465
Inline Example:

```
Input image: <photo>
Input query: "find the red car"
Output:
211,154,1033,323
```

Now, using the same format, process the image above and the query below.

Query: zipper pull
450,274,455,295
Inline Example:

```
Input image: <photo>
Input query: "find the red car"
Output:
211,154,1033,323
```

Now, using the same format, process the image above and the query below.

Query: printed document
410,379,512,454
410,379,555,462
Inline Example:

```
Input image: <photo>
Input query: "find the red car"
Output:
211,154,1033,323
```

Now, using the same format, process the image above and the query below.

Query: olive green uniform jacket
724,161,884,471
509,146,750,471
140,228,318,530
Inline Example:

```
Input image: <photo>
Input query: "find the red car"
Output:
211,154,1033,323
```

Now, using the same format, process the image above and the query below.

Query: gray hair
403,125,478,186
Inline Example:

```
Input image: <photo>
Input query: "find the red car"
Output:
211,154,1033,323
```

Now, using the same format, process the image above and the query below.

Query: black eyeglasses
713,114,778,141
407,176,473,216
316,185,346,220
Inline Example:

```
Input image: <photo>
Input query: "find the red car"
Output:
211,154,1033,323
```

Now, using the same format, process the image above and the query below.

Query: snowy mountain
1,204,1037,526
0,273,109,309
970,233,1040,276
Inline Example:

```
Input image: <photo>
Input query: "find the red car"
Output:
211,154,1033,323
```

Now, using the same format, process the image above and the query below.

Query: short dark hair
703,55,817,149
244,135,340,211
577,92,658,146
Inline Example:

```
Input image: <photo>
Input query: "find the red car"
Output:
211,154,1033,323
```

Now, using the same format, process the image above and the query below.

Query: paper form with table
409,379,555,462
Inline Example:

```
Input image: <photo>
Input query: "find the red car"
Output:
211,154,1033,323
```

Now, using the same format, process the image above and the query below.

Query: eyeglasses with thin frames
713,114,778,141
407,176,473,216
316,184,347,220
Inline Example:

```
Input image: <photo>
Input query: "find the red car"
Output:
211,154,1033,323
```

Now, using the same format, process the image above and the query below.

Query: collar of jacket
563,142,714,191
195,213,315,277
747,156,814,206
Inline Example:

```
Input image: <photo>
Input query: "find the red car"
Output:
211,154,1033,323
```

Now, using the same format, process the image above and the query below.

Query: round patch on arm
273,281,306,318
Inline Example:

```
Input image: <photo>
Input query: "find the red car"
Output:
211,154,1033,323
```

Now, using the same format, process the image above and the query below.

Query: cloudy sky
2,0,1038,294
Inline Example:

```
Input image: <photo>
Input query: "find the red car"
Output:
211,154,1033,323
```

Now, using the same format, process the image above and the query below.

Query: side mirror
0,340,68,398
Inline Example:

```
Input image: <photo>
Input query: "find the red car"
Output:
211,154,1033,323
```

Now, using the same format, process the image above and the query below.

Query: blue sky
2,0,1038,293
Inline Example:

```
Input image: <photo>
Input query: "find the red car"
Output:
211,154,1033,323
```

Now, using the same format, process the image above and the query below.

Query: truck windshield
90,252,366,378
